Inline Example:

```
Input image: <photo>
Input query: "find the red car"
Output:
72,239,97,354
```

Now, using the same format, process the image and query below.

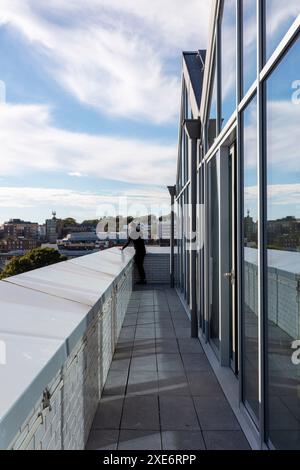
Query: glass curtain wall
242,95,259,423
266,36,300,450
221,0,237,129
265,0,300,61
242,0,257,95
208,155,220,351
208,58,218,148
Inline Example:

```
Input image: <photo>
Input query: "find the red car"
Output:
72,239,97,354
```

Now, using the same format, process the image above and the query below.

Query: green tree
81,219,100,226
0,247,67,280
61,217,77,226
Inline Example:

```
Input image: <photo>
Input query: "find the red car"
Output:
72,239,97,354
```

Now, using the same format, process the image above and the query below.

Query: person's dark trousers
134,253,146,282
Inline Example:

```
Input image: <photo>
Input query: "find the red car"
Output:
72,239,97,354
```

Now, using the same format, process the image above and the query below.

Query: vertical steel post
190,138,198,338
168,185,176,288
183,119,201,338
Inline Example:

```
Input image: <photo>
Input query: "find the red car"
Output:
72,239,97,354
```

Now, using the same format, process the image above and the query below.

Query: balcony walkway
86,285,250,450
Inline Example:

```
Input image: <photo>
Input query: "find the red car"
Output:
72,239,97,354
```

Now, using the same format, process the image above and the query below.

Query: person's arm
121,237,131,250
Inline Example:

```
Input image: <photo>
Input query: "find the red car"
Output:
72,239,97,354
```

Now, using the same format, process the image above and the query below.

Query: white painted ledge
0,247,134,449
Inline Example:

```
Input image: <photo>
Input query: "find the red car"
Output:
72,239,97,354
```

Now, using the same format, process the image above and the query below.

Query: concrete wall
8,264,132,450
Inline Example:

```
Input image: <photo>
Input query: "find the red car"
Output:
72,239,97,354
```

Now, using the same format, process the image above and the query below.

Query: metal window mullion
236,0,244,406
257,0,267,449
204,159,210,343
237,0,243,105
216,8,222,136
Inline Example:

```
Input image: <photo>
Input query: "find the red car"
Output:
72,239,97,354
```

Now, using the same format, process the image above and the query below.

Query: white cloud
0,186,170,224
265,0,300,39
68,172,84,178
0,103,176,185
244,99,300,174
0,0,210,123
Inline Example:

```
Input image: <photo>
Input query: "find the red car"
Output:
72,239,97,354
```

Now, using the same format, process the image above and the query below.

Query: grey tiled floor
86,286,250,451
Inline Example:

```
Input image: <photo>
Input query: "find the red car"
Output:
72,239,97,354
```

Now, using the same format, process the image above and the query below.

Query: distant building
0,237,39,252
45,211,60,243
60,224,96,238
244,211,258,246
3,219,38,240
38,224,47,241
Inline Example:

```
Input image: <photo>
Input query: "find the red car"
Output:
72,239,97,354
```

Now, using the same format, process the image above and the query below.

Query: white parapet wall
0,247,134,450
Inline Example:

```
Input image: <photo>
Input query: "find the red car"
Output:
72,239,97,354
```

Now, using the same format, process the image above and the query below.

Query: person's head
129,221,141,238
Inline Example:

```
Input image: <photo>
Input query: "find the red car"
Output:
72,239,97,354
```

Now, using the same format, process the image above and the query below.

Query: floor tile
127,370,159,395
186,371,223,397
158,370,190,396
181,354,209,372
156,339,179,353
194,395,240,430
203,430,250,450
92,396,124,429
86,430,118,450
157,353,184,372
121,395,160,430
102,370,128,396
159,396,200,431
132,340,156,356
161,431,205,450
118,430,161,450
178,339,202,354
155,328,176,339
130,354,157,372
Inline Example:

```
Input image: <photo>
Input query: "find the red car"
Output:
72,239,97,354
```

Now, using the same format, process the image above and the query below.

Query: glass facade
242,0,257,95
208,155,220,351
176,0,299,450
208,58,217,148
266,37,300,450
221,0,237,128
265,0,300,61
242,95,259,422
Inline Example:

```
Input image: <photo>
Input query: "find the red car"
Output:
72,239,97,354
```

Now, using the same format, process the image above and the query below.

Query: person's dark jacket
122,233,146,255
122,225,146,255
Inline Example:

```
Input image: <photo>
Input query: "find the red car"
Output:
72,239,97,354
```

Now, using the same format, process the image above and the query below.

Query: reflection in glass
208,59,217,148
266,38,300,450
265,0,300,61
209,155,220,350
242,0,257,95
221,0,236,128
242,95,259,422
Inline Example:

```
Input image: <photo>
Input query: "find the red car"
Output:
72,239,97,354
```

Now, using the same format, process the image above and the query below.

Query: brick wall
8,264,133,450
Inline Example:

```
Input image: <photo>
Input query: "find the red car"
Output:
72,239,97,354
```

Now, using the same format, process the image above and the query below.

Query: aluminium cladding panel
0,248,134,449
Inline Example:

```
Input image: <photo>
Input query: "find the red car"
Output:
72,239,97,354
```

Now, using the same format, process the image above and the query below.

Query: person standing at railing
121,222,147,284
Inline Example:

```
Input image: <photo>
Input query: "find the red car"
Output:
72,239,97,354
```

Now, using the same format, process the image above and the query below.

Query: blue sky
0,0,210,224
